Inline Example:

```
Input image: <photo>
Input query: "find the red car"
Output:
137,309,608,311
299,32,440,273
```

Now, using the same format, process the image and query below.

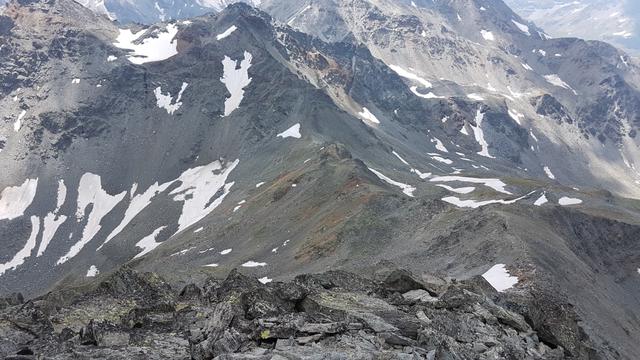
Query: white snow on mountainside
505,0,640,54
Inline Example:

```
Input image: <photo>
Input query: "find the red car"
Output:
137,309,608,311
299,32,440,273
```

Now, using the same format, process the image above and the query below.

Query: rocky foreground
0,266,603,359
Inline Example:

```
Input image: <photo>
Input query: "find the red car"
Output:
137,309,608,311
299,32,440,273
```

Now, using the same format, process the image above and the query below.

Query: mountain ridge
505,0,640,56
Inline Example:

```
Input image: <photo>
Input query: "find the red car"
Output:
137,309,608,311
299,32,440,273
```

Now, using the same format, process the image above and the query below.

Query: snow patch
0,178,39,221
480,30,495,41
358,107,380,124
392,151,410,166
287,4,312,25
242,261,267,267
436,184,475,194
411,169,431,179
56,180,67,211
102,181,173,248
470,110,494,158
431,138,448,152
258,277,273,284
391,152,429,179
14,110,26,132
388,65,432,88
369,168,415,197
544,74,577,94
534,193,548,206
113,24,179,65
442,195,525,208
221,51,253,116
154,82,188,115
508,109,524,125
277,123,301,139
482,264,518,292
57,174,126,264
0,216,39,276
134,226,167,259
543,166,555,180
430,155,453,165
171,159,239,233
171,247,195,256
411,87,444,99
216,25,238,40
86,265,99,277
558,197,582,206
511,19,530,36
430,176,511,194
37,179,68,256
220,248,232,255
38,212,67,257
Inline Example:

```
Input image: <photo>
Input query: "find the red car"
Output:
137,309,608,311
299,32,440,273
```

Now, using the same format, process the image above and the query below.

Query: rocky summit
0,266,596,359
1,0,640,358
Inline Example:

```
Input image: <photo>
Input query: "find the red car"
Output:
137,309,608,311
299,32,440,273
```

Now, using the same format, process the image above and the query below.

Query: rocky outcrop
0,266,602,359
530,94,574,125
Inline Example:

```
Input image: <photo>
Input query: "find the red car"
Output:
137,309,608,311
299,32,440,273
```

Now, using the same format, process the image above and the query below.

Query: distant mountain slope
2,0,640,358
0,0,260,23
505,0,640,55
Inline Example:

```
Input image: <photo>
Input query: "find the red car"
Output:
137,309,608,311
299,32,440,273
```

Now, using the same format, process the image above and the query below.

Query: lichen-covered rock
0,266,608,359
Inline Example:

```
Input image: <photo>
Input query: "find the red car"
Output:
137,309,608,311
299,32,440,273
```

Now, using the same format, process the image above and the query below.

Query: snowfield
134,226,167,259
482,264,519,292
170,159,240,233
57,174,127,265
0,216,40,276
154,82,188,115
430,176,511,194
113,24,179,65
369,168,416,197
470,110,494,158
216,25,238,40
559,196,583,206
221,52,253,116
13,110,26,132
0,178,39,221
277,123,302,139
481,30,495,41
511,19,530,36
441,194,526,209
358,107,381,124
388,65,432,88
86,265,99,277
544,74,577,94
242,261,267,267
534,193,548,206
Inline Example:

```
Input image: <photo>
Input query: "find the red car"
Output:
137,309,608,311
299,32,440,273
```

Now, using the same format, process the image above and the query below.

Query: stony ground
0,265,604,359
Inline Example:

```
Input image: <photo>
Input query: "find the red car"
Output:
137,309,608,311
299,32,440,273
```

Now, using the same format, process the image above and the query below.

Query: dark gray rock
0,266,599,359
